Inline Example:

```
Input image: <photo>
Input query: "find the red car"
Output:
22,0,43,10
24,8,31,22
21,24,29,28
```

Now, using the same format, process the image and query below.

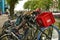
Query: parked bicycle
0,11,60,40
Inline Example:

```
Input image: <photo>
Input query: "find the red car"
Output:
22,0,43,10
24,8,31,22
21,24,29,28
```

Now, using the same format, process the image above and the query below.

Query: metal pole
2,0,5,14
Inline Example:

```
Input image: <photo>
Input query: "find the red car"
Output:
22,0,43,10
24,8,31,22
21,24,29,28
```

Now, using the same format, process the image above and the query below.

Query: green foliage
24,0,53,11
58,22,60,30
24,0,40,10
42,0,53,10
58,0,60,9
24,1,31,10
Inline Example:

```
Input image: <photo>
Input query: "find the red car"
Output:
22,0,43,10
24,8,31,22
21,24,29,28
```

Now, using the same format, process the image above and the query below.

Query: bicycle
1,11,60,40
33,12,60,40
0,26,24,40
22,12,60,40
0,14,31,40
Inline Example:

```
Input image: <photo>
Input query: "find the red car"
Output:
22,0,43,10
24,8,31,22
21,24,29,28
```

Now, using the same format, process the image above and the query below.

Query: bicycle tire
37,25,60,40
0,34,19,40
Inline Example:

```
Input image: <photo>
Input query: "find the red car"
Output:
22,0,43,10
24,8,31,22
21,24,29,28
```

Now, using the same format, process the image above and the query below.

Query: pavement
0,14,8,34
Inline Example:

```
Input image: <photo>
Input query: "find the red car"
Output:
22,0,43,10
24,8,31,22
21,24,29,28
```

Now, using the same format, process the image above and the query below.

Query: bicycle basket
36,12,55,27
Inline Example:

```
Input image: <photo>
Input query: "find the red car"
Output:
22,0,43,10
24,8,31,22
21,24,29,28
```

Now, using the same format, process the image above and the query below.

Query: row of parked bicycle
0,9,60,40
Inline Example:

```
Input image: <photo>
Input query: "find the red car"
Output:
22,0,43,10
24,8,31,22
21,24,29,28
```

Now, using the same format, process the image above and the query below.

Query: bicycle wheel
0,35,8,40
37,25,60,40
0,34,18,40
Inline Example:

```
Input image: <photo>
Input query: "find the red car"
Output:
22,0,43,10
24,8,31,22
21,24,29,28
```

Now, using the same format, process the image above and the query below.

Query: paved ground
0,14,8,34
